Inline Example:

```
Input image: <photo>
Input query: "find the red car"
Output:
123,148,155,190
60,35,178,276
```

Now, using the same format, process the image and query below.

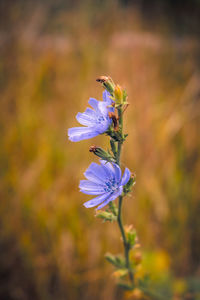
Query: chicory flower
68,91,114,142
80,160,131,210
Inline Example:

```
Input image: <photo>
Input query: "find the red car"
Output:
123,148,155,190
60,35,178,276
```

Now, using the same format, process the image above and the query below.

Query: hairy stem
116,106,134,285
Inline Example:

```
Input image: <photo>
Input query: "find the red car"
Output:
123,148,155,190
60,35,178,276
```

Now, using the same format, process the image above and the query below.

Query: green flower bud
96,211,117,222
114,85,124,105
123,174,136,195
96,76,115,95
89,145,115,163
125,225,137,249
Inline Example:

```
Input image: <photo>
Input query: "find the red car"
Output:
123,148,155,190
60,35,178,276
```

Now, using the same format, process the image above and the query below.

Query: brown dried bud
108,112,119,131
89,145,98,153
96,76,110,83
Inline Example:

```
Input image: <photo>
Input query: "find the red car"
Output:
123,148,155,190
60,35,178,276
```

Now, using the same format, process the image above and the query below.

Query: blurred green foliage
0,1,200,299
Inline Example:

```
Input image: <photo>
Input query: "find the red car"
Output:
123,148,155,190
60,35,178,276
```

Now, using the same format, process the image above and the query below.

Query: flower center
104,178,118,193
97,115,106,124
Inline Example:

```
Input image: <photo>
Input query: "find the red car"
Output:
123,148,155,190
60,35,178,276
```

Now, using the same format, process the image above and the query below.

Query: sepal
123,89,129,105
106,127,126,143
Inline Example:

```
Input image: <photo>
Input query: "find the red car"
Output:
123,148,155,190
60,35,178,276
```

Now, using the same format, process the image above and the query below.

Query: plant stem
116,106,134,285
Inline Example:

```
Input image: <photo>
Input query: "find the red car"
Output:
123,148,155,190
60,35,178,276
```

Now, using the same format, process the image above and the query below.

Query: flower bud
96,211,117,222
89,145,115,162
123,174,136,195
96,76,115,95
125,225,137,249
114,85,123,105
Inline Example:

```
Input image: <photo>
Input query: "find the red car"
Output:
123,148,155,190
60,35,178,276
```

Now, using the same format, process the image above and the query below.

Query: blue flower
79,160,131,210
68,91,114,142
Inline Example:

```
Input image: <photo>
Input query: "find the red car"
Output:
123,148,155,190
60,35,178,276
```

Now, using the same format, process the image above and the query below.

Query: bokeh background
1,0,200,299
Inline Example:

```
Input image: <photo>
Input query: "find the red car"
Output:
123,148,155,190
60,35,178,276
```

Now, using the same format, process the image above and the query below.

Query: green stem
116,106,134,285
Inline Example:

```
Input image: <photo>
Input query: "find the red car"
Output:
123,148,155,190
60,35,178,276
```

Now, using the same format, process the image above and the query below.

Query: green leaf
105,253,126,268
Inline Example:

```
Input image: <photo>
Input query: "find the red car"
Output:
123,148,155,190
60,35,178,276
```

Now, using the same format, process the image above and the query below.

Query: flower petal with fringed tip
80,160,131,210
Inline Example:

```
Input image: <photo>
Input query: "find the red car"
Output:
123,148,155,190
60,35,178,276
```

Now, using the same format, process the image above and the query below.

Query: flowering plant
68,76,164,298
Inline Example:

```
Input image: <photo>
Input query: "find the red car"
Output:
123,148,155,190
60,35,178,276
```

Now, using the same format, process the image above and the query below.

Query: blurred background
1,0,200,299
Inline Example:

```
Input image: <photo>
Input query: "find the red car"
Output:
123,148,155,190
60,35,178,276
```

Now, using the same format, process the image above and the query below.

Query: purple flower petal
100,160,115,178
84,169,105,185
80,189,105,195
68,92,112,142
88,98,99,111
102,91,114,112
79,179,105,195
86,162,108,181
84,107,96,118
96,186,123,210
103,90,112,105
68,127,98,142
81,161,131,210
76,112,95,126
113,163,121,183
83,192,110,208
98,101,110,117
121,168,131,186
